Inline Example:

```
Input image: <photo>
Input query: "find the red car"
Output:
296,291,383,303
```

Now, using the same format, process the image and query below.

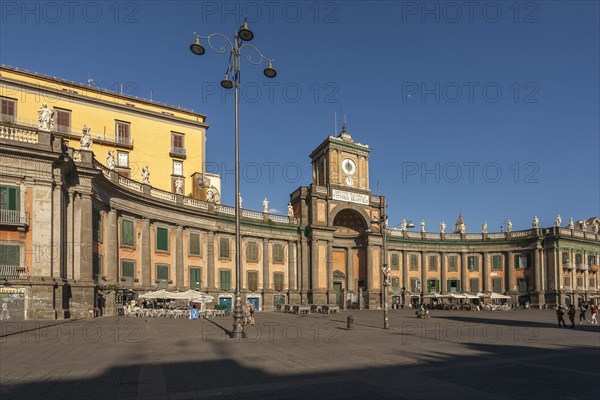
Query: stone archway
332,208,368,234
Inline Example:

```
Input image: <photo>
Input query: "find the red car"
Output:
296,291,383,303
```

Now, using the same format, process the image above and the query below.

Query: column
482,252,489,292
461,251,468,292
141,218,151,286
175,226,184,289
79,194,93,281
207,231,215,289
366,245,374,290
301,239,309,294
311,240,319,290
51,182,65,278
440,252,446,293
507,251,514,293
421,251,427,294
402,251,408,290
106,209,118,282
288,240,296,291
347,246,354,291
583,250,589,292
534,247,542,292
72,193,82,280
263,238,270,290
65,191,75,279
327,241,334,291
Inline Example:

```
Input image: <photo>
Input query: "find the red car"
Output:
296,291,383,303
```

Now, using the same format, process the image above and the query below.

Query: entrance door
189,268,201,290
333,282,342,306
247,297,260,311
219,297,232,311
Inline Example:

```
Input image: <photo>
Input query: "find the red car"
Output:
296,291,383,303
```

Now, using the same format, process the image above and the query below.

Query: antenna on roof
87,73,95,87
150,90,153,101
119,83,124,95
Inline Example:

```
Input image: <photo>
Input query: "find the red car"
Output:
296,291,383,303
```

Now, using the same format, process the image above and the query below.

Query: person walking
248,302,256,325
578,303,590,324
556,305,567,328
590,304,598,324
567,304,576,328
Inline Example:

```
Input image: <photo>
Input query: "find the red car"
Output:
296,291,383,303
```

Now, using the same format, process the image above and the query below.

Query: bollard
88,309,94,319
347,315,353,330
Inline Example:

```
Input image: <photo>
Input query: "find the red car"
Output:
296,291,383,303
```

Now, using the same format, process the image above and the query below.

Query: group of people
415,304,431,319
556,302,598,328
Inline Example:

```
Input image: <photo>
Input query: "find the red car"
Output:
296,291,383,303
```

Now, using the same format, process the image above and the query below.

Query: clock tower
290,125,385,309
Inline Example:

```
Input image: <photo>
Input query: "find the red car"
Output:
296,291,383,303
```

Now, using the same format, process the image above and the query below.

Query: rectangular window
171,132,186,156
589,278,595,289
428,255,437,271
122,260,135,277
469,278,480,293
247,271,258,292
93,253,102,277
391,277,400,290
0,185,19,211
54,108,71,133
492,277,502,293
390,253,399,270
273,272,284,292
448,255,458,272
447,279,461,293
409,254,418,271
588,255,596,266
410,278,421,293
189,232,201,256
273,243,284,263
564,276,570,288
117,151,129,167
189,267,201,290
427,279,439,293
246,241,259,262
562,252,569,264
0,243,20,265
576,277,583,288
517,277,528,293
0,97,16,122
575,254,582,264
156,264,169,281
121,219,135,247
92,209,102,242
515,254,529,269
173,160,183,176
220,270,231,291
492,255,502,270
156,227,169,252
467,256,479,271
116,121,131,145
219,237,230,259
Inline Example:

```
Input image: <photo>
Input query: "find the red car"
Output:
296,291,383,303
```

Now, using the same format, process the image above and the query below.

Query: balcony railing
576,264,587,271
0,265,30,279
563,262,574,270
0,210,29,225
170,147,187,157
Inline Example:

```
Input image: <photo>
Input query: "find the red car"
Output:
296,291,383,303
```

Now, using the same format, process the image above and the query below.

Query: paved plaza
1,309,599,399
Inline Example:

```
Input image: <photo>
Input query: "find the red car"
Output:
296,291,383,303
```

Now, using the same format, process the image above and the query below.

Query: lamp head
220,74,234,89
190,37,205,56
238,21,254,41
263,62,277,78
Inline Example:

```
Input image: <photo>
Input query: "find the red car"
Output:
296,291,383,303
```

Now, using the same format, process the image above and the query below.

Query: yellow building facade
0,65,209,195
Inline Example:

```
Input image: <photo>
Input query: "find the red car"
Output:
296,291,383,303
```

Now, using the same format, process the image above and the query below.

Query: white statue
238,193,243,209
555,214,562,227
107,150,116,170
459,222,466,233
80,125,93,150
287,203,293,218
401,219,407,231
206,187,215,202
37,104,54,131
532,216,539,229
440,221,446,233
263,197,269,213
420,220,425,233
141,165,150,184
593,221,599,234
175,178,184,195
568,217,574,230
482,221,488,233
580,220,587,231
507,220,512,232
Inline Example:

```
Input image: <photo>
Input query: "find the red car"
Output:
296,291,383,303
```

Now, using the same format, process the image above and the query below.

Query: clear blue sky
1,1,598,231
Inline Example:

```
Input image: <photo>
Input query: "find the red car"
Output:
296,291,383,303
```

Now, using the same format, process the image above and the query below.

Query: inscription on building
332,189,369,205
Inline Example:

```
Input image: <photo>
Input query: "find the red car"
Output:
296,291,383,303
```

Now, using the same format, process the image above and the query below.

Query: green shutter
1,186,19,211
220,270,231,290
0,244,20,265
220,238,229,258
121,220,134,246
122,260,135,277
157,227,168,251
157,264,169,280
457,280,461,292
189,232,201,255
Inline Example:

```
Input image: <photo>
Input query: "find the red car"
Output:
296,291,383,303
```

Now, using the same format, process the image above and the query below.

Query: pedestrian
556,305,567,328
567,304,576,328
578,303,590,324
248,302,255,325
590,304,598,324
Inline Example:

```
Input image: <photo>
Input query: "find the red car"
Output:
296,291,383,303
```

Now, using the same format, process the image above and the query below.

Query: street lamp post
370,215,390,329
190,21,277,339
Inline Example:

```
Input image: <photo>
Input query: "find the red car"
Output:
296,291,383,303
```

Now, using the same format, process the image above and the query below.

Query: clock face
345,177,354,186
342,158,356,175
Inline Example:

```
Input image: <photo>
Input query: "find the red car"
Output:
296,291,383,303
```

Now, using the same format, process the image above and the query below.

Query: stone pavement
1,309,599,399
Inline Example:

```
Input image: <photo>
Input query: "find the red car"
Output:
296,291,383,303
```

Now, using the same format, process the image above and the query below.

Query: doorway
333,282,343,306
